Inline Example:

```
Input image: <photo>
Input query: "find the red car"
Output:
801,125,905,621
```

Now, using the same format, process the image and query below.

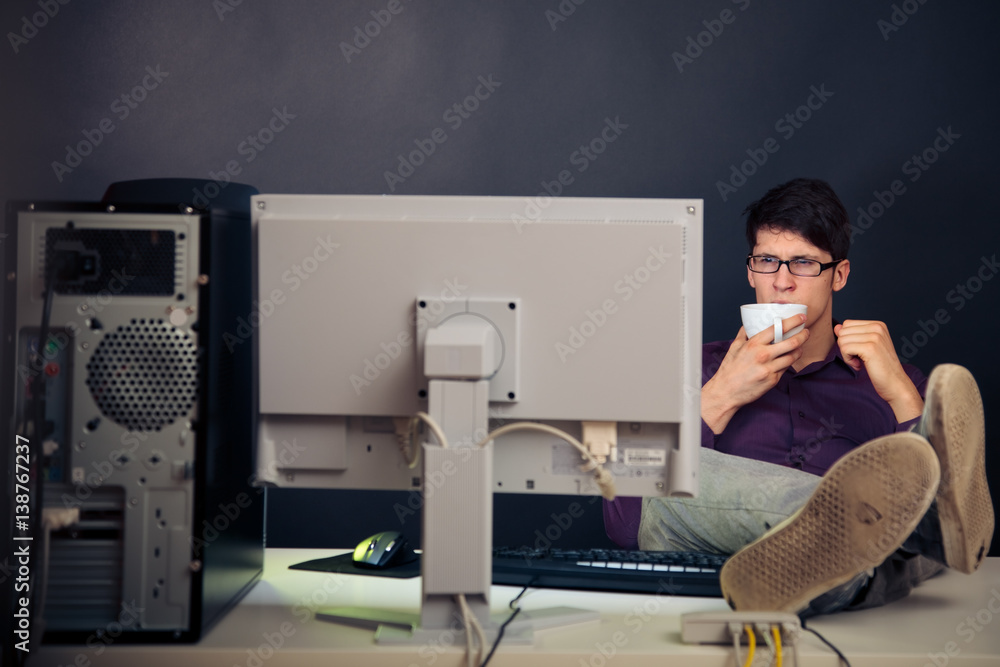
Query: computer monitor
251,194,702,640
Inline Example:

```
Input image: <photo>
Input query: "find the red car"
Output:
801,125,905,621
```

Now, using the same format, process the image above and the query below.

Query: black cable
17,246,60,666
479,585,529,667
800,618,852,667
508,583,532,610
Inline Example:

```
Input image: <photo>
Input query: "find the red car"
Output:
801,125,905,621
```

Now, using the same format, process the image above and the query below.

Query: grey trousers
638,448,944,615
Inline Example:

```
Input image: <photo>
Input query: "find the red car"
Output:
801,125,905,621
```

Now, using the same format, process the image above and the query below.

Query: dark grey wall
2,1,997,554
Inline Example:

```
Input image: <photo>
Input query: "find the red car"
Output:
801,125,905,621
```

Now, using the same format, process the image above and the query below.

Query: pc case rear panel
12,209,202,635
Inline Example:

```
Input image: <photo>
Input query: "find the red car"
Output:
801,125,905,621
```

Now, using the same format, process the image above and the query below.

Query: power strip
681,610,800,644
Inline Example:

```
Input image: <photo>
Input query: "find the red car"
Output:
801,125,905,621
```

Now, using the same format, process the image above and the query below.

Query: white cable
757,623,777,667
729,623,744,667
789,624,801,667
398,411,450,466
415,411,449,449
35,508,79,651
399,417,421,468
470,607,487,666
455,594,487,667
457,594,474,667
410,415,616,499
477,422,617,499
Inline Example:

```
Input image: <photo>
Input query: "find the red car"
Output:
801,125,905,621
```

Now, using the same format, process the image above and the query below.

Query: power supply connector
393,416,420,469
681,610,800,644
42,507,80,531
581,421,616,464
684,611,802,667
51,246,99,285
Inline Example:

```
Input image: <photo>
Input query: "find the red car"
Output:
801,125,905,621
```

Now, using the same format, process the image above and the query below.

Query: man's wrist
888,384,924,424
700,380,736,434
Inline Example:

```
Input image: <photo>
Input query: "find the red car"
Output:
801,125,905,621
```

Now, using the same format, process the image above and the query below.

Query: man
604,177,994,615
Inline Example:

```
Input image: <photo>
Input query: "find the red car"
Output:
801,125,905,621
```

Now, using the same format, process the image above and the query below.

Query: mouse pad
289,553,421,579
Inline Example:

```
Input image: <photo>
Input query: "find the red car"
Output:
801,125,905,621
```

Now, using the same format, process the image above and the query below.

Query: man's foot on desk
917,363,994,573
719,432,940,614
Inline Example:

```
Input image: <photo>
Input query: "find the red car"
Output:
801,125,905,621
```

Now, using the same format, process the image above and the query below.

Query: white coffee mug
740,303,807,343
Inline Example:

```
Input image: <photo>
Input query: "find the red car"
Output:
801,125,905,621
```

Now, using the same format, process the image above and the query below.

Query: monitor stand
316,318,600,648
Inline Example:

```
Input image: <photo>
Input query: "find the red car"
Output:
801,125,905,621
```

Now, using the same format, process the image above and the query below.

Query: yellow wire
742,624,755,667
772,625,783,667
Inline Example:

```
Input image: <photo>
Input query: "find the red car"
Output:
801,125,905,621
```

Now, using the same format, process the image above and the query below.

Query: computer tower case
0,197,264,645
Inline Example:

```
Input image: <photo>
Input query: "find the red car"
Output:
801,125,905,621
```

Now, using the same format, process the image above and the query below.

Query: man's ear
832,259,851,292
748,264,756,289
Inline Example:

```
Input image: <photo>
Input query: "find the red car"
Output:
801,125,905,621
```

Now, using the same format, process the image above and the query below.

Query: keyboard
492,547,726,598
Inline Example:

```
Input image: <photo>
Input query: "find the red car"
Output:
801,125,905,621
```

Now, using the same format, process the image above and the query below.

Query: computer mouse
352,531,418,569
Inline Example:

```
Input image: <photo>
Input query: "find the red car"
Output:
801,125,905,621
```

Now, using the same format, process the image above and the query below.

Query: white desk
39,549,1000,666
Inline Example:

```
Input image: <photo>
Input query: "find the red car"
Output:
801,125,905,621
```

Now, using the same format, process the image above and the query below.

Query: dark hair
743,178,850,260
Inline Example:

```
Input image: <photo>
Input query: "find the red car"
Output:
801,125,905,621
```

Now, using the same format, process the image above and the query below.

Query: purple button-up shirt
603,338,928,549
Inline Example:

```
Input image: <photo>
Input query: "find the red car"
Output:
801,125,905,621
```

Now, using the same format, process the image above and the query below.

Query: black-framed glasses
747,255,843,277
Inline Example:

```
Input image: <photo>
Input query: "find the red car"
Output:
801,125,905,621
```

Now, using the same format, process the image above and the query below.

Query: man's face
747,227,850,330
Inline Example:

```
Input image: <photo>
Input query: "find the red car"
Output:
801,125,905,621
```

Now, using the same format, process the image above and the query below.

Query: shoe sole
922,364,994,573
719,433,939,613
